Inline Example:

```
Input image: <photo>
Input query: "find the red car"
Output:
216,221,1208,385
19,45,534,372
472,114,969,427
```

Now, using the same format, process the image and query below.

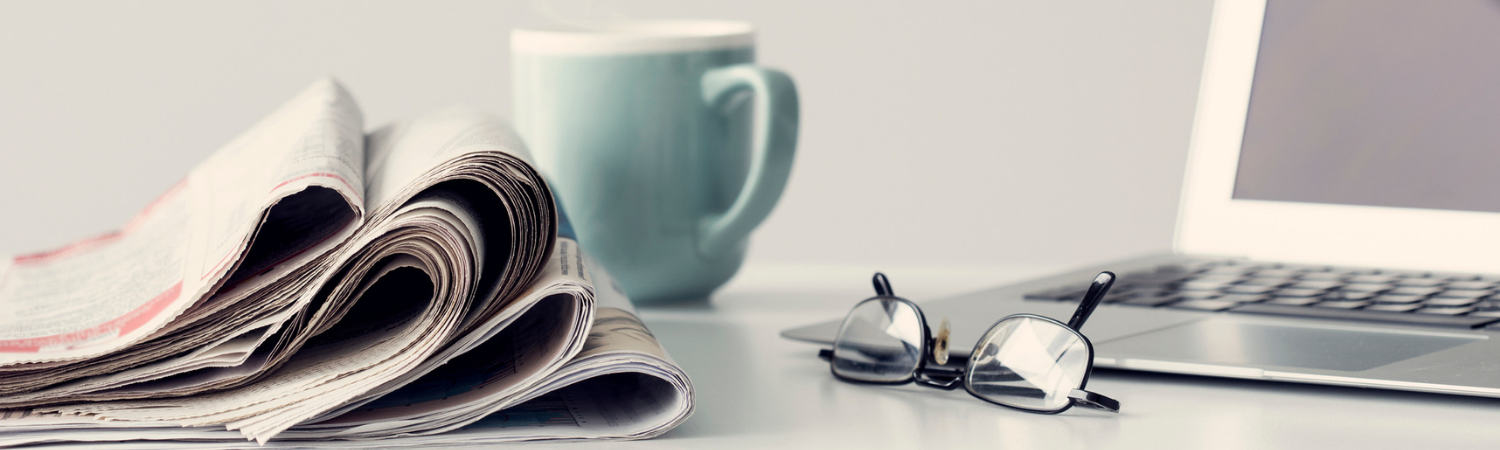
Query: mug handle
697,65,800,258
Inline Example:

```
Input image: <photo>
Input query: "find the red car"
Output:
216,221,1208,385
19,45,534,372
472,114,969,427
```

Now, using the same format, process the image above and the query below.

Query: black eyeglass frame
820,272,1120,415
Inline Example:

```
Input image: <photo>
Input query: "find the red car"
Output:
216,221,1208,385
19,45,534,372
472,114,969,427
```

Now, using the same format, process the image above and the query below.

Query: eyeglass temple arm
1066,271,1115,331
817,348,974,366
872,272,894,296
1069,389,1120,413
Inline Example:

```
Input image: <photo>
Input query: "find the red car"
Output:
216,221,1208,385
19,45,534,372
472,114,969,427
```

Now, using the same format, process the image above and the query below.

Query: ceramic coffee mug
512,21,798,302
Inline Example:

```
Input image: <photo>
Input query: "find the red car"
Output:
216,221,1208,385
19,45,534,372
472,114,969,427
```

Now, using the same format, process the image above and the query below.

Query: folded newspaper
0,79,693,447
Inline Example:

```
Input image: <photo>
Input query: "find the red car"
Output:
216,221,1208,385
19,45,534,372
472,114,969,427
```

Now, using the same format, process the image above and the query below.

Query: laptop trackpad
1097,319,1483,372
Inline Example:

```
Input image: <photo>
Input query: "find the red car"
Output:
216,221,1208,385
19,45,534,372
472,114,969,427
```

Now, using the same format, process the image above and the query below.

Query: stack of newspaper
0,80,694,448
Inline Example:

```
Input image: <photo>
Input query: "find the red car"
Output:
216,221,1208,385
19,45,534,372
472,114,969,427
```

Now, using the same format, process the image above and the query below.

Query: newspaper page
0,80,694,447
0,254,692,449
0,79,365,367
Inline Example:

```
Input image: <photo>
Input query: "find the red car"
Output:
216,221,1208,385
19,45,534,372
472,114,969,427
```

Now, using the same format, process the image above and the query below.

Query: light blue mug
512,21,798,303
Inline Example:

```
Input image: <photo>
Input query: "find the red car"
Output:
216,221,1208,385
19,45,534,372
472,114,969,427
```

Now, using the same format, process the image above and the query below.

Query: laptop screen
1231,0,1500,214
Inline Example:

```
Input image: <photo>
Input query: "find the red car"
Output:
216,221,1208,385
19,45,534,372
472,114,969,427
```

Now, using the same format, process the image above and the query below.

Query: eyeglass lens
964,316,1091,412
831,298,926,383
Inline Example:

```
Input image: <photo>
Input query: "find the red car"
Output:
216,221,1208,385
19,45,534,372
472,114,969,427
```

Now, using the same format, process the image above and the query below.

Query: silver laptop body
783,0,1500,397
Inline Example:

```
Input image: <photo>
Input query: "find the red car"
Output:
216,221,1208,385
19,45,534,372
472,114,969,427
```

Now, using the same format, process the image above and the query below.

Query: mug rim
512,20,754,56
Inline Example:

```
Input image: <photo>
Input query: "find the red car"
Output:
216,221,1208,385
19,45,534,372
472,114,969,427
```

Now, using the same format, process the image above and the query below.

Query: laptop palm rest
1096,319,1484,372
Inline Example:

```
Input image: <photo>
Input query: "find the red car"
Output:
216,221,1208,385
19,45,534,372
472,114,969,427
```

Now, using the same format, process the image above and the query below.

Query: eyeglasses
816,271,1120,414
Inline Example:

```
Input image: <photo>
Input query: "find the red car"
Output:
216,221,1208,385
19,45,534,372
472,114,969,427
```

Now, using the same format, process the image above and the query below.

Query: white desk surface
562,263,1500,449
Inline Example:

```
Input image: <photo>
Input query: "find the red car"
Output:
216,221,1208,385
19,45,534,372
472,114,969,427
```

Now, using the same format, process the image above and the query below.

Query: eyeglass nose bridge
914,365,964,390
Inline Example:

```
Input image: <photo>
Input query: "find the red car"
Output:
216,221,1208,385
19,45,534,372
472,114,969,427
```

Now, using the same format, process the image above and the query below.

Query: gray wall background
0,1,1213,269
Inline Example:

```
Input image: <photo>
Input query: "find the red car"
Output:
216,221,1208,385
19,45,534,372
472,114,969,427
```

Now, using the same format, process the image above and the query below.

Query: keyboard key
1435,289,1493,299
1189,274,1243,283
1395,277,1447,287
1168,299,1240,311
1266,296,1322,306
1387,286,1443,296
1151,264,1197,274
1232,303,1500,328
1204,266,1253,276
1178,291,1222,300
1291,280,1343,290
1447,281,1496,290
1274,288,1326,297
1372,294,1426,304
1417,306,1476,316
1251,269,1302,278
1118,272,1192,285
1468,306,1500,317
1385,270,1431,278
1316,300,1371,309
1367,303,1422,312
1218,294,1269,303
1340,283,1391,293
1225,284,1278,294
1425,297,1481,307
1299,272,1346,281
1324,291,1377,301
1119,294,1181,307
1238,278,1292,287
1117,284,1151,292
1348,275,1397,284
1181,277,1241,291
1445,273,1485,281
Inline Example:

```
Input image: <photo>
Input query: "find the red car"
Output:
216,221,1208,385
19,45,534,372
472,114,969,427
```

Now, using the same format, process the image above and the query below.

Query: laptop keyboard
1024,260,1500,329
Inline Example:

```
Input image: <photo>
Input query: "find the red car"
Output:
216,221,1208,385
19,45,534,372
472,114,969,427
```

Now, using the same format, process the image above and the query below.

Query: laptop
783,0,1500,397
